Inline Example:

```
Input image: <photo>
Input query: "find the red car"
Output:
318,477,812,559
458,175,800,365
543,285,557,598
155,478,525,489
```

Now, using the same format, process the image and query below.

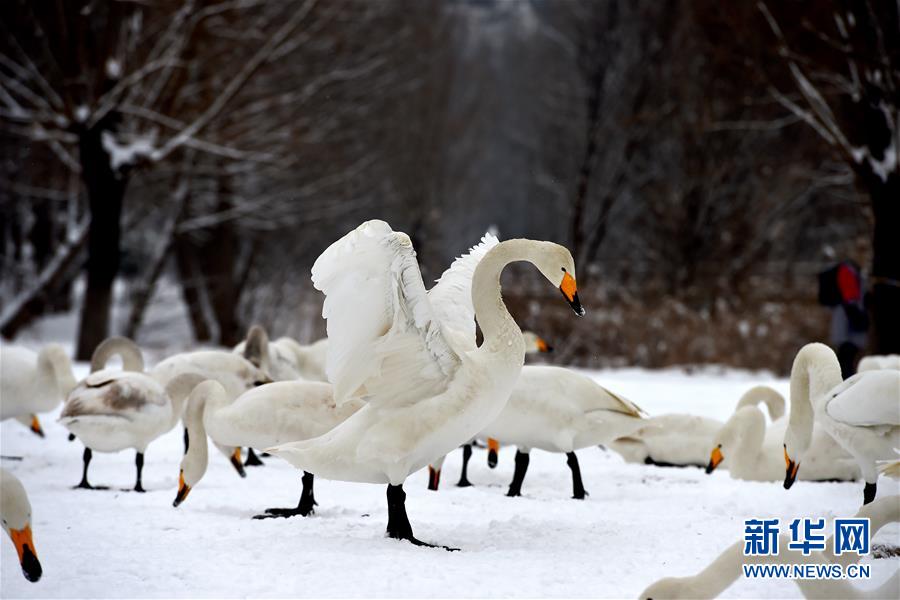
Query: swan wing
62,372,168,418
824,370,900,426
312,220,461,406
427,232,499,345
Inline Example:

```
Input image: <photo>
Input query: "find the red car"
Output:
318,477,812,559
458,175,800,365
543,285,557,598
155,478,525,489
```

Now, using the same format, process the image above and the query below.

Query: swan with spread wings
267,220,584,549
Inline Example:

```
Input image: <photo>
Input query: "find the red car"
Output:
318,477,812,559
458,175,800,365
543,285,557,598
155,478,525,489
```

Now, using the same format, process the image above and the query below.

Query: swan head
522,331,553,354
705,444,724,474
529,242,583,316
0,470,42,582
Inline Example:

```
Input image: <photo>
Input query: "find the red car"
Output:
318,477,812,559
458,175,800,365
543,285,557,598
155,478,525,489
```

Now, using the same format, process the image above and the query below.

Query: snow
101,131,156,170
2,363,898,598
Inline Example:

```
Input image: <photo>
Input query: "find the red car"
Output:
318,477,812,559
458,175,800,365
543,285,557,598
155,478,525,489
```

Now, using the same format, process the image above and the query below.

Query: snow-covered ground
2,362,898,598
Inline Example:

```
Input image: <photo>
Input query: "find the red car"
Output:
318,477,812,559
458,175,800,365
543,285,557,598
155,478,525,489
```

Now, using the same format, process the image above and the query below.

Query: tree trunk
75,123,128,360
867,171,900,354
174,234,212,343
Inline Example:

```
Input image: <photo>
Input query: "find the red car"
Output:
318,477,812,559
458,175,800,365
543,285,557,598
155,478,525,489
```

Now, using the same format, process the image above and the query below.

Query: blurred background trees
1,0,893,371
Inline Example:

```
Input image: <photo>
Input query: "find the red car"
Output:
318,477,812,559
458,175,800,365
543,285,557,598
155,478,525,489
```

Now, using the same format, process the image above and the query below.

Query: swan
428,331,554,489
639,495,900,599
60,337,195,491
1,344,76,435
235,333,329,383
858,354,900,372
174,379,362,517
783,343,900,504
266,220,584,549
473,366,645,498
608,385,785,470
232,325,306,382
705,386,859,482
0,468,42,582
147,339,277,474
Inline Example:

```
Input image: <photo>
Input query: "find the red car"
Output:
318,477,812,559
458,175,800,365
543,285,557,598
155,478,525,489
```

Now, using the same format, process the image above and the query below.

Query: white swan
858,354,900,372
0,468,42,582
232,325,310,382
481,366,645,498
639,495,900,599
149,340,277,473
1,344,76,435
60,337,193,491
705,386,859,482
266,220,583,549
783,343,900,504
609,385,785,470
174,379,362,517
428,331,555,489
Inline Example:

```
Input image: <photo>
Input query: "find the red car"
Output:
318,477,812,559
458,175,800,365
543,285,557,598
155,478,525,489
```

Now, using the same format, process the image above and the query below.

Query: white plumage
267,220,581,548
783,342,900,504
0,468,42,582
1,344,76,435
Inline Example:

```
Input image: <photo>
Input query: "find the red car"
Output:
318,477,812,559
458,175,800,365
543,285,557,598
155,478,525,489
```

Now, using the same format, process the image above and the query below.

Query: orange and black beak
705,446,724,474
173,471,191,507
10,525,42,582
559,272,585,316
487,438,499,469
29,415,44,438
783,446,799,489
230,448,247,478
535,336,553,353
427,466,441,491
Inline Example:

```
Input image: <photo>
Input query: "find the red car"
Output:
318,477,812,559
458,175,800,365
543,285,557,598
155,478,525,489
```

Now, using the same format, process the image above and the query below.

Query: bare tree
755,0,899,352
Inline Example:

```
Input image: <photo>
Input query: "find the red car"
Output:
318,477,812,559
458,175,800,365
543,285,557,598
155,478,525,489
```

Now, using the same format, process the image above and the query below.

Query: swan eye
253,380,266,387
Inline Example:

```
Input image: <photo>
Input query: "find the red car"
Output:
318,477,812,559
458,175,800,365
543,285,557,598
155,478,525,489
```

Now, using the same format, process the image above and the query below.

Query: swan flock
3,219,898,598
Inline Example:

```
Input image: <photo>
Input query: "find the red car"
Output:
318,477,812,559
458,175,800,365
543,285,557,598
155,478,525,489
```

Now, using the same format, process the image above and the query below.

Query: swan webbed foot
456,476,472,487
572,490,589,500
244,448,265,466
390,532,460,552
73,481,108,491
253,505,314,519
133,483,146,493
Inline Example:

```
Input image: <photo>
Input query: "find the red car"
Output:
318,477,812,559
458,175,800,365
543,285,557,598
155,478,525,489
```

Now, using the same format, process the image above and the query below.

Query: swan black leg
244,448,265,466
457,443,473,487
863,482,876,505
506,450,530,497
253,472,317,519
566,452,588,499
183,428,189,454
134,452,146,492
74,448,107,490
427,466,441,491
386,484,458,551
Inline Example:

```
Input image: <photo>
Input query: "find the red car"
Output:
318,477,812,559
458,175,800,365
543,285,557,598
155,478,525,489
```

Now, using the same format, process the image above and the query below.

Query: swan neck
688,541,745,598
181,386,216,483
728,409,765,477
788,347,840,455
471,239,532,353
43,350,76,397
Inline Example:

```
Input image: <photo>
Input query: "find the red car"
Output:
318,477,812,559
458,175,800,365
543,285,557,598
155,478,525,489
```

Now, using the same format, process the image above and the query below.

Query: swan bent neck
39,345,76,397
180,381,228,488
786,343,842,459
90,336,145,373
471,239,544,355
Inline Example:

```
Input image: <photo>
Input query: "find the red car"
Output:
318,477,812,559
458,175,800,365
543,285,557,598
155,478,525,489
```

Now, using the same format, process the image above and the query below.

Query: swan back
858,354,900,372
